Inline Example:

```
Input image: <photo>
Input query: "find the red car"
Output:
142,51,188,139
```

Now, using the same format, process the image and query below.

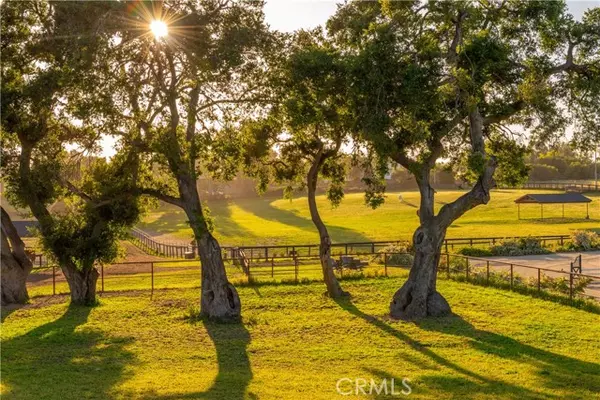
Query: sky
98,0,599,158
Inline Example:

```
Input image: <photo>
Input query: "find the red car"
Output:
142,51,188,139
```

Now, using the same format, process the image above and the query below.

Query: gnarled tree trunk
1,207,34,305
390,111,496,320
390,224,450,320
197,231,241,321
307,153,347,298
62,264,99,306
179,175,241,321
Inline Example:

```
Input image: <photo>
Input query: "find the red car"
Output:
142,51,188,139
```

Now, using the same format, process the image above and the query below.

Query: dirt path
119,241,166,263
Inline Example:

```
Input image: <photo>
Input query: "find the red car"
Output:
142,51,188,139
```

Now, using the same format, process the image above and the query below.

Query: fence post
371,243,375,254
294,257,299,283
345,244,348,255
151,262,154,298
271,257,274,278
486,260,490,285
52,264,56,295
384,253,388,277
510,264,513,290
537,268,541,292
569,273,573,302
446,254,450,278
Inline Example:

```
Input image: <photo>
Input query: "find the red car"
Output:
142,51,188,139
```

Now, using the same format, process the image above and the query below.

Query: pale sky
97,0,599,158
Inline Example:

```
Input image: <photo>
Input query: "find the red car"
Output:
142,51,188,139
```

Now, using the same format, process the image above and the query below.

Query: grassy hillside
138,189,600,246
2,277,599,399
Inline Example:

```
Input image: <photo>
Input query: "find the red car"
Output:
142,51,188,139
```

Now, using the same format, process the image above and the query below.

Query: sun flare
150,20,168,38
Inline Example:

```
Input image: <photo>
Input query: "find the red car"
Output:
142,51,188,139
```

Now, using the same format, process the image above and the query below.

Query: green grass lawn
2,277,599,399
138,189,600,246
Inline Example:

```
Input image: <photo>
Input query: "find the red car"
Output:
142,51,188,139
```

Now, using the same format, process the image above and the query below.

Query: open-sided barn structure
514,193,592,220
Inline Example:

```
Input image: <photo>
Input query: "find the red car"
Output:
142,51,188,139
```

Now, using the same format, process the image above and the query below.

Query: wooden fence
128,228,572,260
520,181,599,192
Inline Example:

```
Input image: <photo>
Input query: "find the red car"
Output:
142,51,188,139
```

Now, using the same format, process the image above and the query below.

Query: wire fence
26,251,600,310
440,253,600,303
26,253,404,297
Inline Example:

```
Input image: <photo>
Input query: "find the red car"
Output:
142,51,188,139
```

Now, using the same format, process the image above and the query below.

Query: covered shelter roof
514,193,592,204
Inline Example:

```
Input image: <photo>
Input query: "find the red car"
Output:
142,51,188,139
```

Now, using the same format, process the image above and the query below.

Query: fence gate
570,255,582,274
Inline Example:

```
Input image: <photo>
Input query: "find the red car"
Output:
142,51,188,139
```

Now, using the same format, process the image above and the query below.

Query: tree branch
137,187,183,207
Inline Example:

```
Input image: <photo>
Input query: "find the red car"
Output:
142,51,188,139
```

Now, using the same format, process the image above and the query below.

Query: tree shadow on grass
415,315,600,398
333,297,575,399
208,200,258,245
138,200,257,245
236,196,370,244
1,304,135,400
143,320,253,400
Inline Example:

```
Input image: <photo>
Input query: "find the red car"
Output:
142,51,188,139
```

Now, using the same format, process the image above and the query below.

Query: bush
568,230,600,251
458,247,493,257
490,240,523,256
371,244,414,267
490,237,550,256
451,266,593,299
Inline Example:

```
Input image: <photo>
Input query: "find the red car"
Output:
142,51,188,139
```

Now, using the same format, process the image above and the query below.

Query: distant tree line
528,144,598,181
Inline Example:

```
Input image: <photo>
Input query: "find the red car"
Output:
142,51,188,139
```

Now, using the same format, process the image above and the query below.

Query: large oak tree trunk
62,264,99,306
389,114,496,320
307,154,347,298
1,207,34,305
390,224,450,320
179,175,241,321
197,231,241,321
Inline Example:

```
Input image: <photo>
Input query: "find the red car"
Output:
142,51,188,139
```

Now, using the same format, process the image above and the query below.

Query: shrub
371,244,414,267
534,274,592,296
458,247,493,257
569,230,599,251
490,239,523,256
490,237,550,256
451,266,593,299
518,237,551,255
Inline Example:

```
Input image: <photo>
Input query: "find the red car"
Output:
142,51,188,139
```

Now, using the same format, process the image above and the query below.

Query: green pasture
138,189,600,246
2,277,599,399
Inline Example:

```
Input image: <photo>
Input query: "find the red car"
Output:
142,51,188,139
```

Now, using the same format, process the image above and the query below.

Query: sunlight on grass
138,190,600,246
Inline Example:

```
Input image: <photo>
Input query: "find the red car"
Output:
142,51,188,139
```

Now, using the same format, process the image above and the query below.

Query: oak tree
328,0,600,319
